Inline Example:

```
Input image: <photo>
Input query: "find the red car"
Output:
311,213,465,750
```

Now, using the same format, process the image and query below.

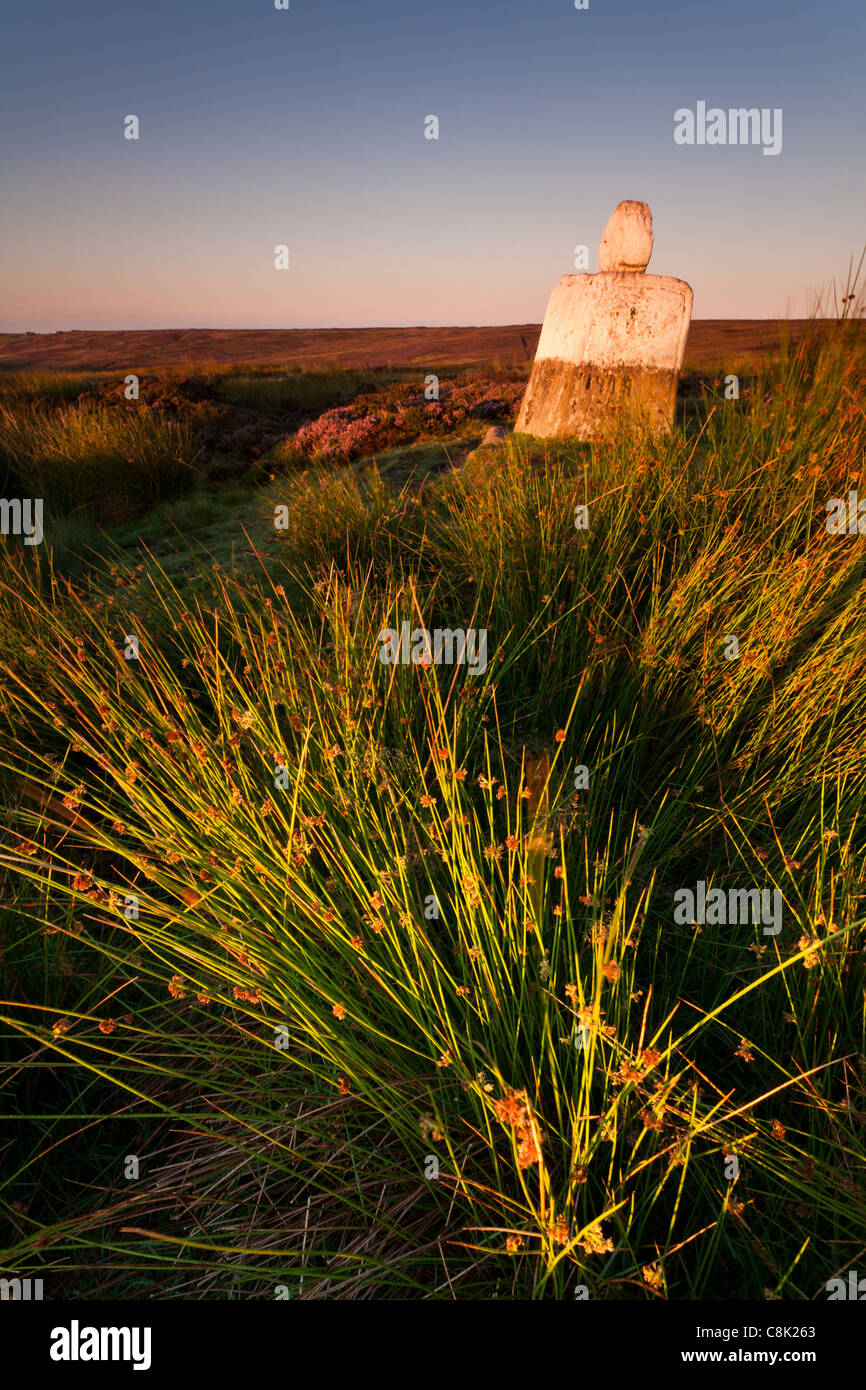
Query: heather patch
290,377,524,462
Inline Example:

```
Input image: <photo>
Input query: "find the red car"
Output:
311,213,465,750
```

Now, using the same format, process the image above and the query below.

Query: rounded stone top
598,200,653,273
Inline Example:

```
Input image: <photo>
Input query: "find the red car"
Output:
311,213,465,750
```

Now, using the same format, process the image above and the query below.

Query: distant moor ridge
0,321,834,373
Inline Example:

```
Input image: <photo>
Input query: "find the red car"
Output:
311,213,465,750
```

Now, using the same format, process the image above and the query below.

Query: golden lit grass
0,317,864,1298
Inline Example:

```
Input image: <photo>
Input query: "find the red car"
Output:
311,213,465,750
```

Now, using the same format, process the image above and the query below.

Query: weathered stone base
515,357,678,440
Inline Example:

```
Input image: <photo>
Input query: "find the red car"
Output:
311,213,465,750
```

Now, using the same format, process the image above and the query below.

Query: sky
1,0,864,330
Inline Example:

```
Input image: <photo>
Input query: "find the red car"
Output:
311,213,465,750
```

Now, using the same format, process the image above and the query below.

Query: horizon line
1,317,841,336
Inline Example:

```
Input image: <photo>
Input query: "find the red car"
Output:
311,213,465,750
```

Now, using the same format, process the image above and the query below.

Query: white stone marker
515,201,692,440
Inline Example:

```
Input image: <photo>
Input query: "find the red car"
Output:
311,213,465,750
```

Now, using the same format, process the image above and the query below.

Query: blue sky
1,0,864,328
